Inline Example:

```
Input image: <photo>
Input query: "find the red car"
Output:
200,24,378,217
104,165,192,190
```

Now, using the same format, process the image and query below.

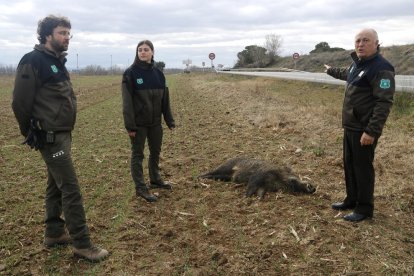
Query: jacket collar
34,44,67,64
351,51,379,65
134,60,154,70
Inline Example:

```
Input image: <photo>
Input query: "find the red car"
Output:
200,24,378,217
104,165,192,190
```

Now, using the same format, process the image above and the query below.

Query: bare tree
264,34,283,63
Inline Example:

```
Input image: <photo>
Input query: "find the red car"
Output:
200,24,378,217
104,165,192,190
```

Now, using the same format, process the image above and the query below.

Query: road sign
209,53,216,60
292,53,300,59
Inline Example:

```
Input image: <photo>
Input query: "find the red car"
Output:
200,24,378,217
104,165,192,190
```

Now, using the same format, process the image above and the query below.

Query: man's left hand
360,132,375,146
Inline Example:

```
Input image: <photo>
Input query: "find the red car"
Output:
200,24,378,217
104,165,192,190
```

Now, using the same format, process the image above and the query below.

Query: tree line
234,34,345,68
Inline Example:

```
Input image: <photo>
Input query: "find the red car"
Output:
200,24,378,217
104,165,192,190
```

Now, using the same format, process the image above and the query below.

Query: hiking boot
73,245,109,262
149,181,172,190
44,233,72,248
136,187,158,202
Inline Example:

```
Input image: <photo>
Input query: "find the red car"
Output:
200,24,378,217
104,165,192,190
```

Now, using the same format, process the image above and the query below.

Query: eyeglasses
55,31,73,39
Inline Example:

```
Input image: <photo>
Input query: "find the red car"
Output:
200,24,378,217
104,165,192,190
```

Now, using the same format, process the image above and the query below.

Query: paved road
219,71,414,92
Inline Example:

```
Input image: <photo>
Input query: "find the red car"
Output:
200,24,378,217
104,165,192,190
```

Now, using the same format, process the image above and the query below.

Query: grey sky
1,0,413,69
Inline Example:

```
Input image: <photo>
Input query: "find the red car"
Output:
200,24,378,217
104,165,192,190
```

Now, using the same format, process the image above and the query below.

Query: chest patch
136,78,143,85
379,79,391,89
50,65,58,73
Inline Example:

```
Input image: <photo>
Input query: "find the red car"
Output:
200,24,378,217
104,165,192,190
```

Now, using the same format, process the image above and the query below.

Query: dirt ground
1,73,414,275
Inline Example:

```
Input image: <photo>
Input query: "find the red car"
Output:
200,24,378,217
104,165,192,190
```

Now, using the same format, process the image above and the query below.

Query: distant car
222,67,231,71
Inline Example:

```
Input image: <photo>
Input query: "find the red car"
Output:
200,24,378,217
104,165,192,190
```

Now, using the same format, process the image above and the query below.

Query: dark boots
136,182,172,202
136,187,157,202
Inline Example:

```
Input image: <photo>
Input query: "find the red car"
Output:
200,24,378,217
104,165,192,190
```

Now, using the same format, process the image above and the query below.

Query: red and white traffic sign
209,53,216,60
292,52,300,59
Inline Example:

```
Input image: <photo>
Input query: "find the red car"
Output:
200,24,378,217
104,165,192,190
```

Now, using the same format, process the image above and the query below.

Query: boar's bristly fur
199,157,316,199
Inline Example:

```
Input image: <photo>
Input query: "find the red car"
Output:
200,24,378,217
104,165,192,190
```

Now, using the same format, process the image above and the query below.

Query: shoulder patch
136,78,143,85
379,79,391,89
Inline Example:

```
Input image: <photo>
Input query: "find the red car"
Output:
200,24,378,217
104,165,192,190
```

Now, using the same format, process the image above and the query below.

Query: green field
1,73,414,275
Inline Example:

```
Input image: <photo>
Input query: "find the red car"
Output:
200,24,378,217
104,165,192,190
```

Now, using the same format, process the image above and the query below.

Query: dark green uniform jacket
12,44,76,136
327,51,395,138
122,61,175,131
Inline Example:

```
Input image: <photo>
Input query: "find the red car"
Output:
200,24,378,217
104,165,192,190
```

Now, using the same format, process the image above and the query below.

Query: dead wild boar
199,157,316,199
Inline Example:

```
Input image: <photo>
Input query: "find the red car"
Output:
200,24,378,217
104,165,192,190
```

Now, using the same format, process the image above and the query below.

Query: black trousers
40,132,91,249
130,125,163,189
343,129,378,216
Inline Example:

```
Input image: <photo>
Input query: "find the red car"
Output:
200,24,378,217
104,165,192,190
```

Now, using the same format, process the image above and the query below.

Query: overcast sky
1,0,413,69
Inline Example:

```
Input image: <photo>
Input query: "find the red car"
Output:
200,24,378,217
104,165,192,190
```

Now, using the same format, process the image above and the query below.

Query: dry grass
1,73,413,275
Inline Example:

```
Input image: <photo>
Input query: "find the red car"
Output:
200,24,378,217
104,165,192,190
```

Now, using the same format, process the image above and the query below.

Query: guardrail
218,70,414,93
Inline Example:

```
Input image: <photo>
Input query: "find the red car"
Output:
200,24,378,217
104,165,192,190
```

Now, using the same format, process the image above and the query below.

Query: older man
324,28,395,222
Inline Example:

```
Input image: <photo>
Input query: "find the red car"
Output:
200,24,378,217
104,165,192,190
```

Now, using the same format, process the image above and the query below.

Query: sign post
209,52,215,69
292,52,300,70
182,58,192,72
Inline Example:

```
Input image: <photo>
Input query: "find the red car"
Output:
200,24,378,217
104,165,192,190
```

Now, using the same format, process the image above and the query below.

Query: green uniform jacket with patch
122,61,175,131
12,44,76,136
327,51,395,138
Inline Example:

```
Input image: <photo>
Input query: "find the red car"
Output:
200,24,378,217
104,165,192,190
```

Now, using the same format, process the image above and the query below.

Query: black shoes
332,201,372,222
331,201,356,211
149,182,172,190
136,188,157,202
343,212,372,222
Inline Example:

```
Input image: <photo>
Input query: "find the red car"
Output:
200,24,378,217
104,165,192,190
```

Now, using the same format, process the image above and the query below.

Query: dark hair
37,15,71,44
133,40,155,65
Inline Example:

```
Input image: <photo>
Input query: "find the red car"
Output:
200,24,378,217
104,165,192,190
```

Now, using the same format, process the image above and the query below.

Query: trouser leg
44,168,65,237
130,127,148,189
40,132,91,249
344,131,377,216
350,131,377,216
147,125,163,184
343,130,358,204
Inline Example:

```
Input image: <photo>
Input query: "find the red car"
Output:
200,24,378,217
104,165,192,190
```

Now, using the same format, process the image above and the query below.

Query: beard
50,38,68,53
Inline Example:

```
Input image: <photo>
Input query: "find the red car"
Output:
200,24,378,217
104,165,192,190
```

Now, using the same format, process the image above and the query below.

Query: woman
122,40,175,202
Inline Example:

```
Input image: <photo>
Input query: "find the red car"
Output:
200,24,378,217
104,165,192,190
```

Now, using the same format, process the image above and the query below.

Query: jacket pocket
353,107,371,126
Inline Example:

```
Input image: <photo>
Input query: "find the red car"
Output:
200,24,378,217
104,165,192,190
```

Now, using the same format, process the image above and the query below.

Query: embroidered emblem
380,79,391,89
51,65,58,73
52,150,65,158
358,71,364,77
137,78,143,85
